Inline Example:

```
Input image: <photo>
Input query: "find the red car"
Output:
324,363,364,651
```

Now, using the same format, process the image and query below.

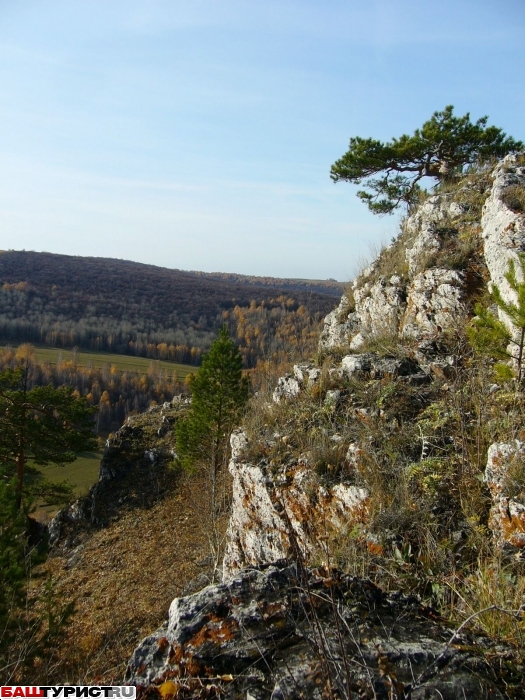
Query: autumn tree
331,106,522,214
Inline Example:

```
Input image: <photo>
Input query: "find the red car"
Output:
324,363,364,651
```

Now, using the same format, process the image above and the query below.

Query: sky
0,0,524,281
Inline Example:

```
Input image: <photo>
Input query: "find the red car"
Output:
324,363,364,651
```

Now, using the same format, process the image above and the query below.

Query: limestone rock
345,442,363,471
341,353,372,376
49,403,184,549
402,268,465,340
485,441,525,548
353,276,406,338
481,155,525,337
318,295,357,352
229,427,249,460
222,432,368,579
293,362,321,385
349,330,365,350
272,374,300,403
341,353,423,380
318,184,481,356
272,363,321,403
126,561,515,698
404,193,465,276
489,500,525,549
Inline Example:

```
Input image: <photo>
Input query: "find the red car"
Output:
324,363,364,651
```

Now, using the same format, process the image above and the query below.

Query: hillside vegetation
0,251,338,368
6,157,525,696
186,269,343,296
0,345,186,434
119,155,525,698
224,156,525,672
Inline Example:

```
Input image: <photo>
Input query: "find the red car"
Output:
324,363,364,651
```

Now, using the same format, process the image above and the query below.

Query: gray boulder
126,561,517,699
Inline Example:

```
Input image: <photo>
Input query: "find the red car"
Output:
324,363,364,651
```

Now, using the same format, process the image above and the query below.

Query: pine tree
0,353,91,677
331,105,522,214
176,326,249,512
0,478,75,679
0,479,27,643
0,361,97,510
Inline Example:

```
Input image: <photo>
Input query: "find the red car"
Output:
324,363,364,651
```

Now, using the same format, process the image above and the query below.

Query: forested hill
185,270,343,297
0,250,340,367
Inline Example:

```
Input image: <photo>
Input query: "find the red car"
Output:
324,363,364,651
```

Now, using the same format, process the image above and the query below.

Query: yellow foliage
15,343,36,363
158,681,179,698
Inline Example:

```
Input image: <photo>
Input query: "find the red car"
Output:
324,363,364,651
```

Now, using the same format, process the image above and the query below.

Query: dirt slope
42,472,221,684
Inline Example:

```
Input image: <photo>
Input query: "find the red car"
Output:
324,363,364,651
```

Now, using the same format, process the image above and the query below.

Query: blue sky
0,0,523,281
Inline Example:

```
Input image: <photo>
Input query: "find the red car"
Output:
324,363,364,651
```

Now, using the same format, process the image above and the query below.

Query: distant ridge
0,250,337,366
183,270,344,297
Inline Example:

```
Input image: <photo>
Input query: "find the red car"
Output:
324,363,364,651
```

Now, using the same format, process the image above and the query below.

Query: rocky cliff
49,397,189,551
127,157,525,697
221,155,525,574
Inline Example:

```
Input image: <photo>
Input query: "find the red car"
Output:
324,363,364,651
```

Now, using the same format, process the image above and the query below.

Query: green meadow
0,343,197,379
1,343,195,517
35,449,104,519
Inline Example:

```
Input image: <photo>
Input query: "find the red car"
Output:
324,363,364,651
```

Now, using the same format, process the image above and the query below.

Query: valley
3,159,525,696
0,251,340,368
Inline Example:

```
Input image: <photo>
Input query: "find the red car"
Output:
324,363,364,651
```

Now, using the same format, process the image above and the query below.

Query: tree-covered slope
0,251,338,366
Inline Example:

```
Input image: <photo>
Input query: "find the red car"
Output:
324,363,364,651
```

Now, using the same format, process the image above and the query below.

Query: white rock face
345,443,363,471
349,332,365,350
341,354,372,375
404,194,456,276
272,375,300,403
404,196,447,276
353,277,406,338
223,432,369,580
272,363,321,403
230,428,249,460
293,363,321,385
481,155,525,336
485,440,525,548
318,191,476,353
318,295,356,352
401,268,465,340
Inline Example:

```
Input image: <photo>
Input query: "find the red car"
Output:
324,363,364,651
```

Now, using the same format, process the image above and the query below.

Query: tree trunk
518,326,525,383
16,428,24,511
15,361,29,510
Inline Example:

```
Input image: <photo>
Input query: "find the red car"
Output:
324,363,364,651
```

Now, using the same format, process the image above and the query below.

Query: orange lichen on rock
490,499,525,548
485,442,525,548
366,540,384,556
186,614,239,649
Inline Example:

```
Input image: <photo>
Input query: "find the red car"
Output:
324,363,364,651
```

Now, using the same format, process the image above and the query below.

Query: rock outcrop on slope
50,399,189,550
126,561,520,699
318,155,525,550
222,352,428,579
222,428,370,579
127,156,525,696
485,440,525,549
481,157,525,333
320,154,525,355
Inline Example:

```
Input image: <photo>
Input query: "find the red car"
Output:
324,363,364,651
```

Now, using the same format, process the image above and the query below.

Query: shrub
501,184,525,214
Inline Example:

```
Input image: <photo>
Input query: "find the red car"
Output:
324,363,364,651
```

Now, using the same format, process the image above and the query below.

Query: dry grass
354,231,413,291
458,556,525,645
502,184,525,214
242,325,525,648
25,471,224,684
